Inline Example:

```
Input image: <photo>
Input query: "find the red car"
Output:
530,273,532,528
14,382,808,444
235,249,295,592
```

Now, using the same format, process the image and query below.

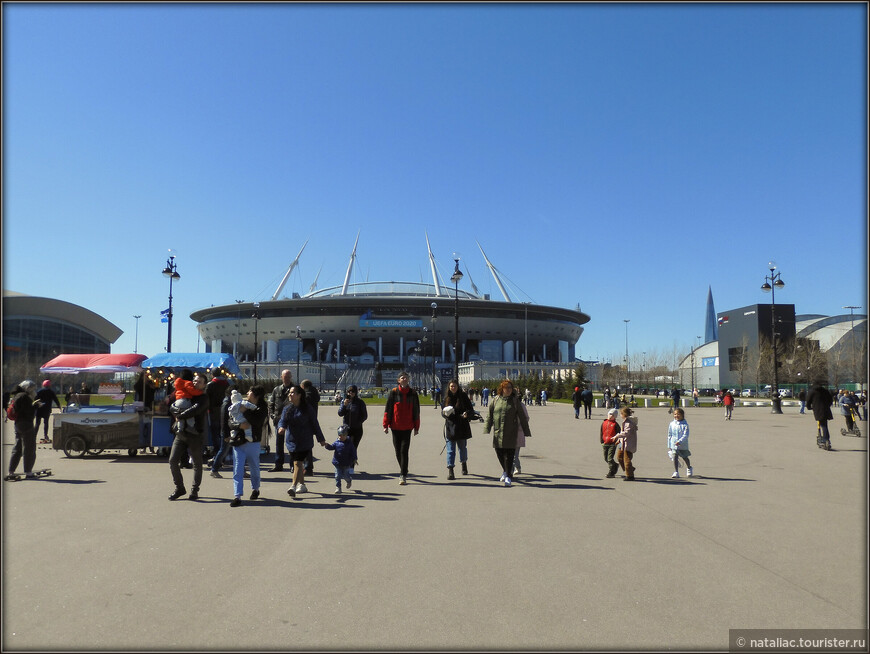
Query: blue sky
3,2,867,367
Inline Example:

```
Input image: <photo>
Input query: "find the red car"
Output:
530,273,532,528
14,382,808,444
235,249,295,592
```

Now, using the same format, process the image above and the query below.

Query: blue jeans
232,440,261,498
334,464,353,487
445,439,468,468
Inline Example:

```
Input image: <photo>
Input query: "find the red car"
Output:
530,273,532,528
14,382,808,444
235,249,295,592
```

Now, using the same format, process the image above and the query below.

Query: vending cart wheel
86,448,105,456
63,436,88,458
128,448,139,457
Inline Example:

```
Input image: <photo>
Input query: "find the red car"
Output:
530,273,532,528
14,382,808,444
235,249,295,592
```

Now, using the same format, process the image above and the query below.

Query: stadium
190,237,591,386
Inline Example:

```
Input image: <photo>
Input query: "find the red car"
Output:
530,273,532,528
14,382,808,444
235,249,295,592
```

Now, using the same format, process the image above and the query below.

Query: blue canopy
140,352,241,376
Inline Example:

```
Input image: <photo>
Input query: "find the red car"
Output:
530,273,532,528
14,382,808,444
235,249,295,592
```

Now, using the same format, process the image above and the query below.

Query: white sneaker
296,483,307,494
334,486,342,494
686,467,693,477
399,476,407,485
671,471,680,478
504,477,512,487
500,473,506,482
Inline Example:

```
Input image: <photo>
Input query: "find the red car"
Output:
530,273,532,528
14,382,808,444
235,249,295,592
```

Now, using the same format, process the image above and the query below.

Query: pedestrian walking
600,408,620,478
614,406,638,481
483,379,531,487
667,408,693,478
382,372,420,485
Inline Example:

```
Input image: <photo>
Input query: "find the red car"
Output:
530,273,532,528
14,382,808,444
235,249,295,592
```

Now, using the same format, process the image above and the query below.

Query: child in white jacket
667,408,693,478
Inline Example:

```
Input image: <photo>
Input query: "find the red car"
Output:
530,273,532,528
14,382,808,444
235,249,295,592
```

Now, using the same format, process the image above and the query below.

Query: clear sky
3,2,867,368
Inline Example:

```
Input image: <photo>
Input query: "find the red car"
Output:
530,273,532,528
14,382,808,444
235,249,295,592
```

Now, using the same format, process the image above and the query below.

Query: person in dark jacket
168,373,210,500
210,388,234,478
806,381,834,450
441,379,474,479
205,370,229,456
571,386,582,419
337,384,368,455
8,380,39,478
34,380,62,443
278,384,326,498
580,387,595,419
300,379,320,475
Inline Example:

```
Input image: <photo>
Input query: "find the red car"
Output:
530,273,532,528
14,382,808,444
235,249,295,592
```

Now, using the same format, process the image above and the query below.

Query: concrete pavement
2,401,867,651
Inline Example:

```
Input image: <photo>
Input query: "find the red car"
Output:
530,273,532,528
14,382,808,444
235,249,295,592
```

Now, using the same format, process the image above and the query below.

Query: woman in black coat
441,379,474,480
806,382,834,450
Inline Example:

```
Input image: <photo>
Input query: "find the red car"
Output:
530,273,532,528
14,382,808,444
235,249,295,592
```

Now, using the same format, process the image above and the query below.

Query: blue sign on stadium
359,318,422,328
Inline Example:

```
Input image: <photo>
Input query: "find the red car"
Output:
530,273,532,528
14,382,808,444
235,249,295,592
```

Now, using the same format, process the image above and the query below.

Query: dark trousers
818,420,831,441
602,444,618,476
34,411,52,439
349,426,363,451
169,434,204,491
10,426,37,474
391,429,412,476
583,402,593,419
494,447,516,476
272,420,285,466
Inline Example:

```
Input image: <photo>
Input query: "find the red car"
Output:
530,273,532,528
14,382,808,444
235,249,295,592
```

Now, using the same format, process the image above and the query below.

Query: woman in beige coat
484,379,532,487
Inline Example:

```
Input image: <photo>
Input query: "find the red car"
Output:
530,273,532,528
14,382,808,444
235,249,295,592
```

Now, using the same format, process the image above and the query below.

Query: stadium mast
271,240,308,301
425,232,444,297
477,241,512,302
340,231,360,296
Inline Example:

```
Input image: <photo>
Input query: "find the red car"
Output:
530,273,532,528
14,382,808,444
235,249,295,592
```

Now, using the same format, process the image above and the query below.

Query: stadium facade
190,238,591,385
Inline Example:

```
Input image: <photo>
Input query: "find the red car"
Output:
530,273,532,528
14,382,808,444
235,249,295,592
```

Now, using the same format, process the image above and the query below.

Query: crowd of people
5,372,866,494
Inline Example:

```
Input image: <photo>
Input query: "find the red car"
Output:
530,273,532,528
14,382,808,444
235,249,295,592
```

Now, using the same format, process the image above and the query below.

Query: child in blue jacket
324,425,357,494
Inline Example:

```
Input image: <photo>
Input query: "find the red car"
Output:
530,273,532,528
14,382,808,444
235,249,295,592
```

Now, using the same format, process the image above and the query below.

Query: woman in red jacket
383,371,420,485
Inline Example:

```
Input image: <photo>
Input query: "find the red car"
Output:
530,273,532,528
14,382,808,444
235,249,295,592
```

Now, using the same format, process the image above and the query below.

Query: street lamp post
295,326,302,384
761,261,785,414
430,302,438,390
623,319,630,390
234,299,244,359
450,255,463,382
161,251,180,353
318,339,323,390
252,303,260,383
133,315,141,354
843,305,860,383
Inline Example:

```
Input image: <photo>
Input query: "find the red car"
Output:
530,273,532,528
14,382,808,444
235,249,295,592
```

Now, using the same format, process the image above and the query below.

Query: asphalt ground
2,401,867,652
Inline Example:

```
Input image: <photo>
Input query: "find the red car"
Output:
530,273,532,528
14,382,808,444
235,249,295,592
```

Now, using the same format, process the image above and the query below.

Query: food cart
40,353,150,457
140,352,242,456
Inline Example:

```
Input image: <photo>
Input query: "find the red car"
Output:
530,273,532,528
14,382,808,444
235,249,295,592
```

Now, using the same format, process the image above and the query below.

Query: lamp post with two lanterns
761,261,785,414
450,255,463,382
161,251,180,353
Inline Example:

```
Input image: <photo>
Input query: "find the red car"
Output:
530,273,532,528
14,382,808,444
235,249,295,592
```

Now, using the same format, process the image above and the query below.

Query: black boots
168,486,186,500
461,462,468,476
189,487,199,501
447,467,455,480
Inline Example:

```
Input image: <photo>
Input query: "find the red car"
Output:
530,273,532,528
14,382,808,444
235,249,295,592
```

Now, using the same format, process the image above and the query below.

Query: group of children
599,406,693,481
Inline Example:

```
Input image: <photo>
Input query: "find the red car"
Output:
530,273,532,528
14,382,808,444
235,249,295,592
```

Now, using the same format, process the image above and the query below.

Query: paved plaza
2,401,867,651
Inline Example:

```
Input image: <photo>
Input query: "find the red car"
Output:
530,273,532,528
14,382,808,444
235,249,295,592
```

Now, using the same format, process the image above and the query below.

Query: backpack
6,395,18,421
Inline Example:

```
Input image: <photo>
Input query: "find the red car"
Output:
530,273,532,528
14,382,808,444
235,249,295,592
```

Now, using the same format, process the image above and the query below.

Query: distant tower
704,286,718,343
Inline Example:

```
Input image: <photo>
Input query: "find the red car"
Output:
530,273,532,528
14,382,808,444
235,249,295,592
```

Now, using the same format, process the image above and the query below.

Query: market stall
40,353,150,457
140,352,242,454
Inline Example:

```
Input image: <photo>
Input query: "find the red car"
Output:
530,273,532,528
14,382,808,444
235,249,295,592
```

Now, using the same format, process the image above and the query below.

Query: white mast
271,240,308,300
340,231,360,296
308,264,323,295
425,232,443,296
477,241,512,302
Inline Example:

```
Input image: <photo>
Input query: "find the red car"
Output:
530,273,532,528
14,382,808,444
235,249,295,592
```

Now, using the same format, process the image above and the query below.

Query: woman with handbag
441,379,474,480
484,379,532,487
229,386,267,507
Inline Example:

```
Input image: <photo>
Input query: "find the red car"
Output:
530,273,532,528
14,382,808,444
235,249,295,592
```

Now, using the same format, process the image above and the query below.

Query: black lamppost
843,305,860,383
761,261,785,414
161,251,180,352
295,325,302,383
623,319,630,390
431,302,438,388
234,299,244,359
450,255,463,381
318,339,323,390
252,302,260,383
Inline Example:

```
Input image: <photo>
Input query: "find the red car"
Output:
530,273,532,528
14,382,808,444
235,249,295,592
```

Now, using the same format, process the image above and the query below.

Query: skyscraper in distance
704,286,718,344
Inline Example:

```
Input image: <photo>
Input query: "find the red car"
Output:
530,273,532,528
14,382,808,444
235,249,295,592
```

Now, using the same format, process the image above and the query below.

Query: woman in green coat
484,379,532,487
